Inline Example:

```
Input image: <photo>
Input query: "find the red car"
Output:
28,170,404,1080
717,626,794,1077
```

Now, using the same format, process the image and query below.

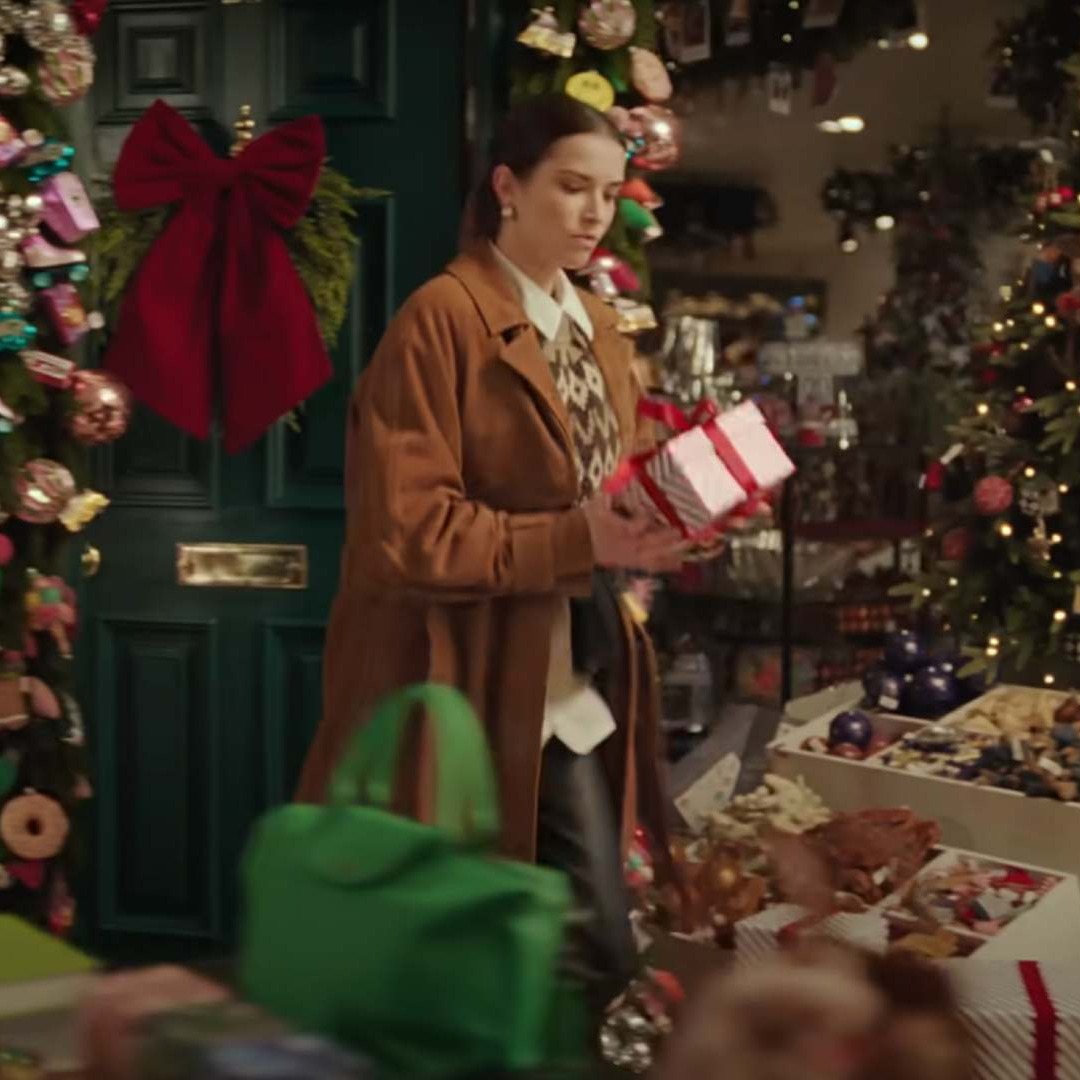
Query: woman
296,96,682,1010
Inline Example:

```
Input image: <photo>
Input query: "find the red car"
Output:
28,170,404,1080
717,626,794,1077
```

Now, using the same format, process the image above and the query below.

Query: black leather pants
536,739,638,1014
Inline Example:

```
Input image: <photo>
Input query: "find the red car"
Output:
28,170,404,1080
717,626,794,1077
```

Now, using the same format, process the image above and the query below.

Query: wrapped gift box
734,902,888,965
608,399,795,540
946,961,1080,1080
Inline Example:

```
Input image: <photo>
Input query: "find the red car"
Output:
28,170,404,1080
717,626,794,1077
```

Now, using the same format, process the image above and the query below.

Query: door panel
78,0,469,960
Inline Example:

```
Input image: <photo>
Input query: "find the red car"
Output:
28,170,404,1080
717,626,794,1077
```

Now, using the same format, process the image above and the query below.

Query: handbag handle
328,683,501,846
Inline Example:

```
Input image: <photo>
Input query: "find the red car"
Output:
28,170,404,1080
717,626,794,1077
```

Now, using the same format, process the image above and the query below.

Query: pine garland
90,165,377,347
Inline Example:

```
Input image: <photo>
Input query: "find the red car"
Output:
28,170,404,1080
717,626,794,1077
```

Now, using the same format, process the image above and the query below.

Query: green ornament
619,198,661,239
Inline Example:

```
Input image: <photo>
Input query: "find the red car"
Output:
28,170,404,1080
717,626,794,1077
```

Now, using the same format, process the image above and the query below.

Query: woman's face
494,132,626,271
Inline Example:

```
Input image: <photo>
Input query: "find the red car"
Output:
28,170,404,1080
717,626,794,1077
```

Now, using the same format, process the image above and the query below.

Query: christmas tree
823,132,1036,452
0,0,121,932
900,144,1080,680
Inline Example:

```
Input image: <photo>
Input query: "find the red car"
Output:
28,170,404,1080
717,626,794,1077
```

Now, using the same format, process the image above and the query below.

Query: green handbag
238,683,581,1076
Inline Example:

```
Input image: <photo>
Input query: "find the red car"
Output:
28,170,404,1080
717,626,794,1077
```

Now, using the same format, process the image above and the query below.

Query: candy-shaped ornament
36,34,94,105
41,172,100,243
25,569,77,658
630,47,672,102
14,458,75,523
579,0,636,50
41,282,101,345
516,6,576,58
565,69,616,112
67,369,132,445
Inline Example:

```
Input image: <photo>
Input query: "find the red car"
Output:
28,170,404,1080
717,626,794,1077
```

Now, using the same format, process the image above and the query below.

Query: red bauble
973,475,1014,516
71,0,107,35
0,535,13,566
941,526,973,562
1057,289,1080,318
978,368,1000,386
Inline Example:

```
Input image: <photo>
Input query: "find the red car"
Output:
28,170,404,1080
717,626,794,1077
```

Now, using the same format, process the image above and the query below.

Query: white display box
732,845,1080,967
768,692,1080,877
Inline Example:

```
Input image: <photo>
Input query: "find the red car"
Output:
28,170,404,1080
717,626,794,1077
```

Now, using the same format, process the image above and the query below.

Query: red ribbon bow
104,99,332,453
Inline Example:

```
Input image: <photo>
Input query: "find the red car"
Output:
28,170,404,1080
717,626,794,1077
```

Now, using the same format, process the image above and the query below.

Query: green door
76,0,474,961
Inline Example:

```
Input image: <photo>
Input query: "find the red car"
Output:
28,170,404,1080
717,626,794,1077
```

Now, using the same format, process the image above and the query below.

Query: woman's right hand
581,494,685,574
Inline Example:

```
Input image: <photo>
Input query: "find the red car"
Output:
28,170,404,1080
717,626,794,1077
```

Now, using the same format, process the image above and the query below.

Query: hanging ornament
58,488,109,532
21,0,77,52
628,106,681,172
565,69,616,112
71,0,107,35
941,524,976,561
66,369,132,445
1019,481,1060,518
620,177,663,209
0,65,30,97
36,35,95,105
973,475,1013,516
516,6,575,59
14,458,75,524
41,171,100,243
767,64,795,116
629,47,672,103
584,248,640,295
578,0,636,51
25,570,77,657
619,197,662,240
0,790,69,860
41,282,99,345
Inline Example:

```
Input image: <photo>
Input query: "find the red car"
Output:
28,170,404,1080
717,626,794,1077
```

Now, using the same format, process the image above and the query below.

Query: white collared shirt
490,242,594,344
491,242,616,757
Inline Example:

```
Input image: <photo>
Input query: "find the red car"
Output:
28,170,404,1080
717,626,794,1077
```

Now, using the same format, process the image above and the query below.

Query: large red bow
104,99,332,453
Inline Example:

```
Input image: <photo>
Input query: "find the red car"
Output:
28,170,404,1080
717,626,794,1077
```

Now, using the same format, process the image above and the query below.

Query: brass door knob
81,543,101,579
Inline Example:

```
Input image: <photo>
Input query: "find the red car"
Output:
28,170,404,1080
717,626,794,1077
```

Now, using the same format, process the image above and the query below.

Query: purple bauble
828,709,874,750
933,651,993,702
883,630,927,674
862,664,905,712
904,664,961,719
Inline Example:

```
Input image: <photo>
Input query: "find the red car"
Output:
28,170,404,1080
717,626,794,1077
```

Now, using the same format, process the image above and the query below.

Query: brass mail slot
176,543,308,589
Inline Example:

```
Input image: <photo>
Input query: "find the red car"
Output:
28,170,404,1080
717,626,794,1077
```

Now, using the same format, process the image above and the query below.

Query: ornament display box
769,686,1080,877
733,845,1080,968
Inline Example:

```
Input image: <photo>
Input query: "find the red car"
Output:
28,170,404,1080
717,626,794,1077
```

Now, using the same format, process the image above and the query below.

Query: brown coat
295,244,664,862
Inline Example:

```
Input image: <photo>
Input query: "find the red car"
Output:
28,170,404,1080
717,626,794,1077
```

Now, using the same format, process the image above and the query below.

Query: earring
500,204,516,220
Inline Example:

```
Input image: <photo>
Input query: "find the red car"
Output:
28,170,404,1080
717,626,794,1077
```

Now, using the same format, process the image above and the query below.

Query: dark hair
461,94,624,245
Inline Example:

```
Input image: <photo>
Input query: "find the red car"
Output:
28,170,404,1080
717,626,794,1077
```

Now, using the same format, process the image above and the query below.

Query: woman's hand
582,495,685,573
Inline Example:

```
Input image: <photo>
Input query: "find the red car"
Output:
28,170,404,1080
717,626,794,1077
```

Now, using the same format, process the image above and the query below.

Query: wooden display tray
769,686,1080,876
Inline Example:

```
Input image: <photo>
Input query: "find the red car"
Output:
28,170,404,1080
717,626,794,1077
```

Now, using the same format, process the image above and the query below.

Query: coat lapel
447,245,575,454
496,328,574,453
